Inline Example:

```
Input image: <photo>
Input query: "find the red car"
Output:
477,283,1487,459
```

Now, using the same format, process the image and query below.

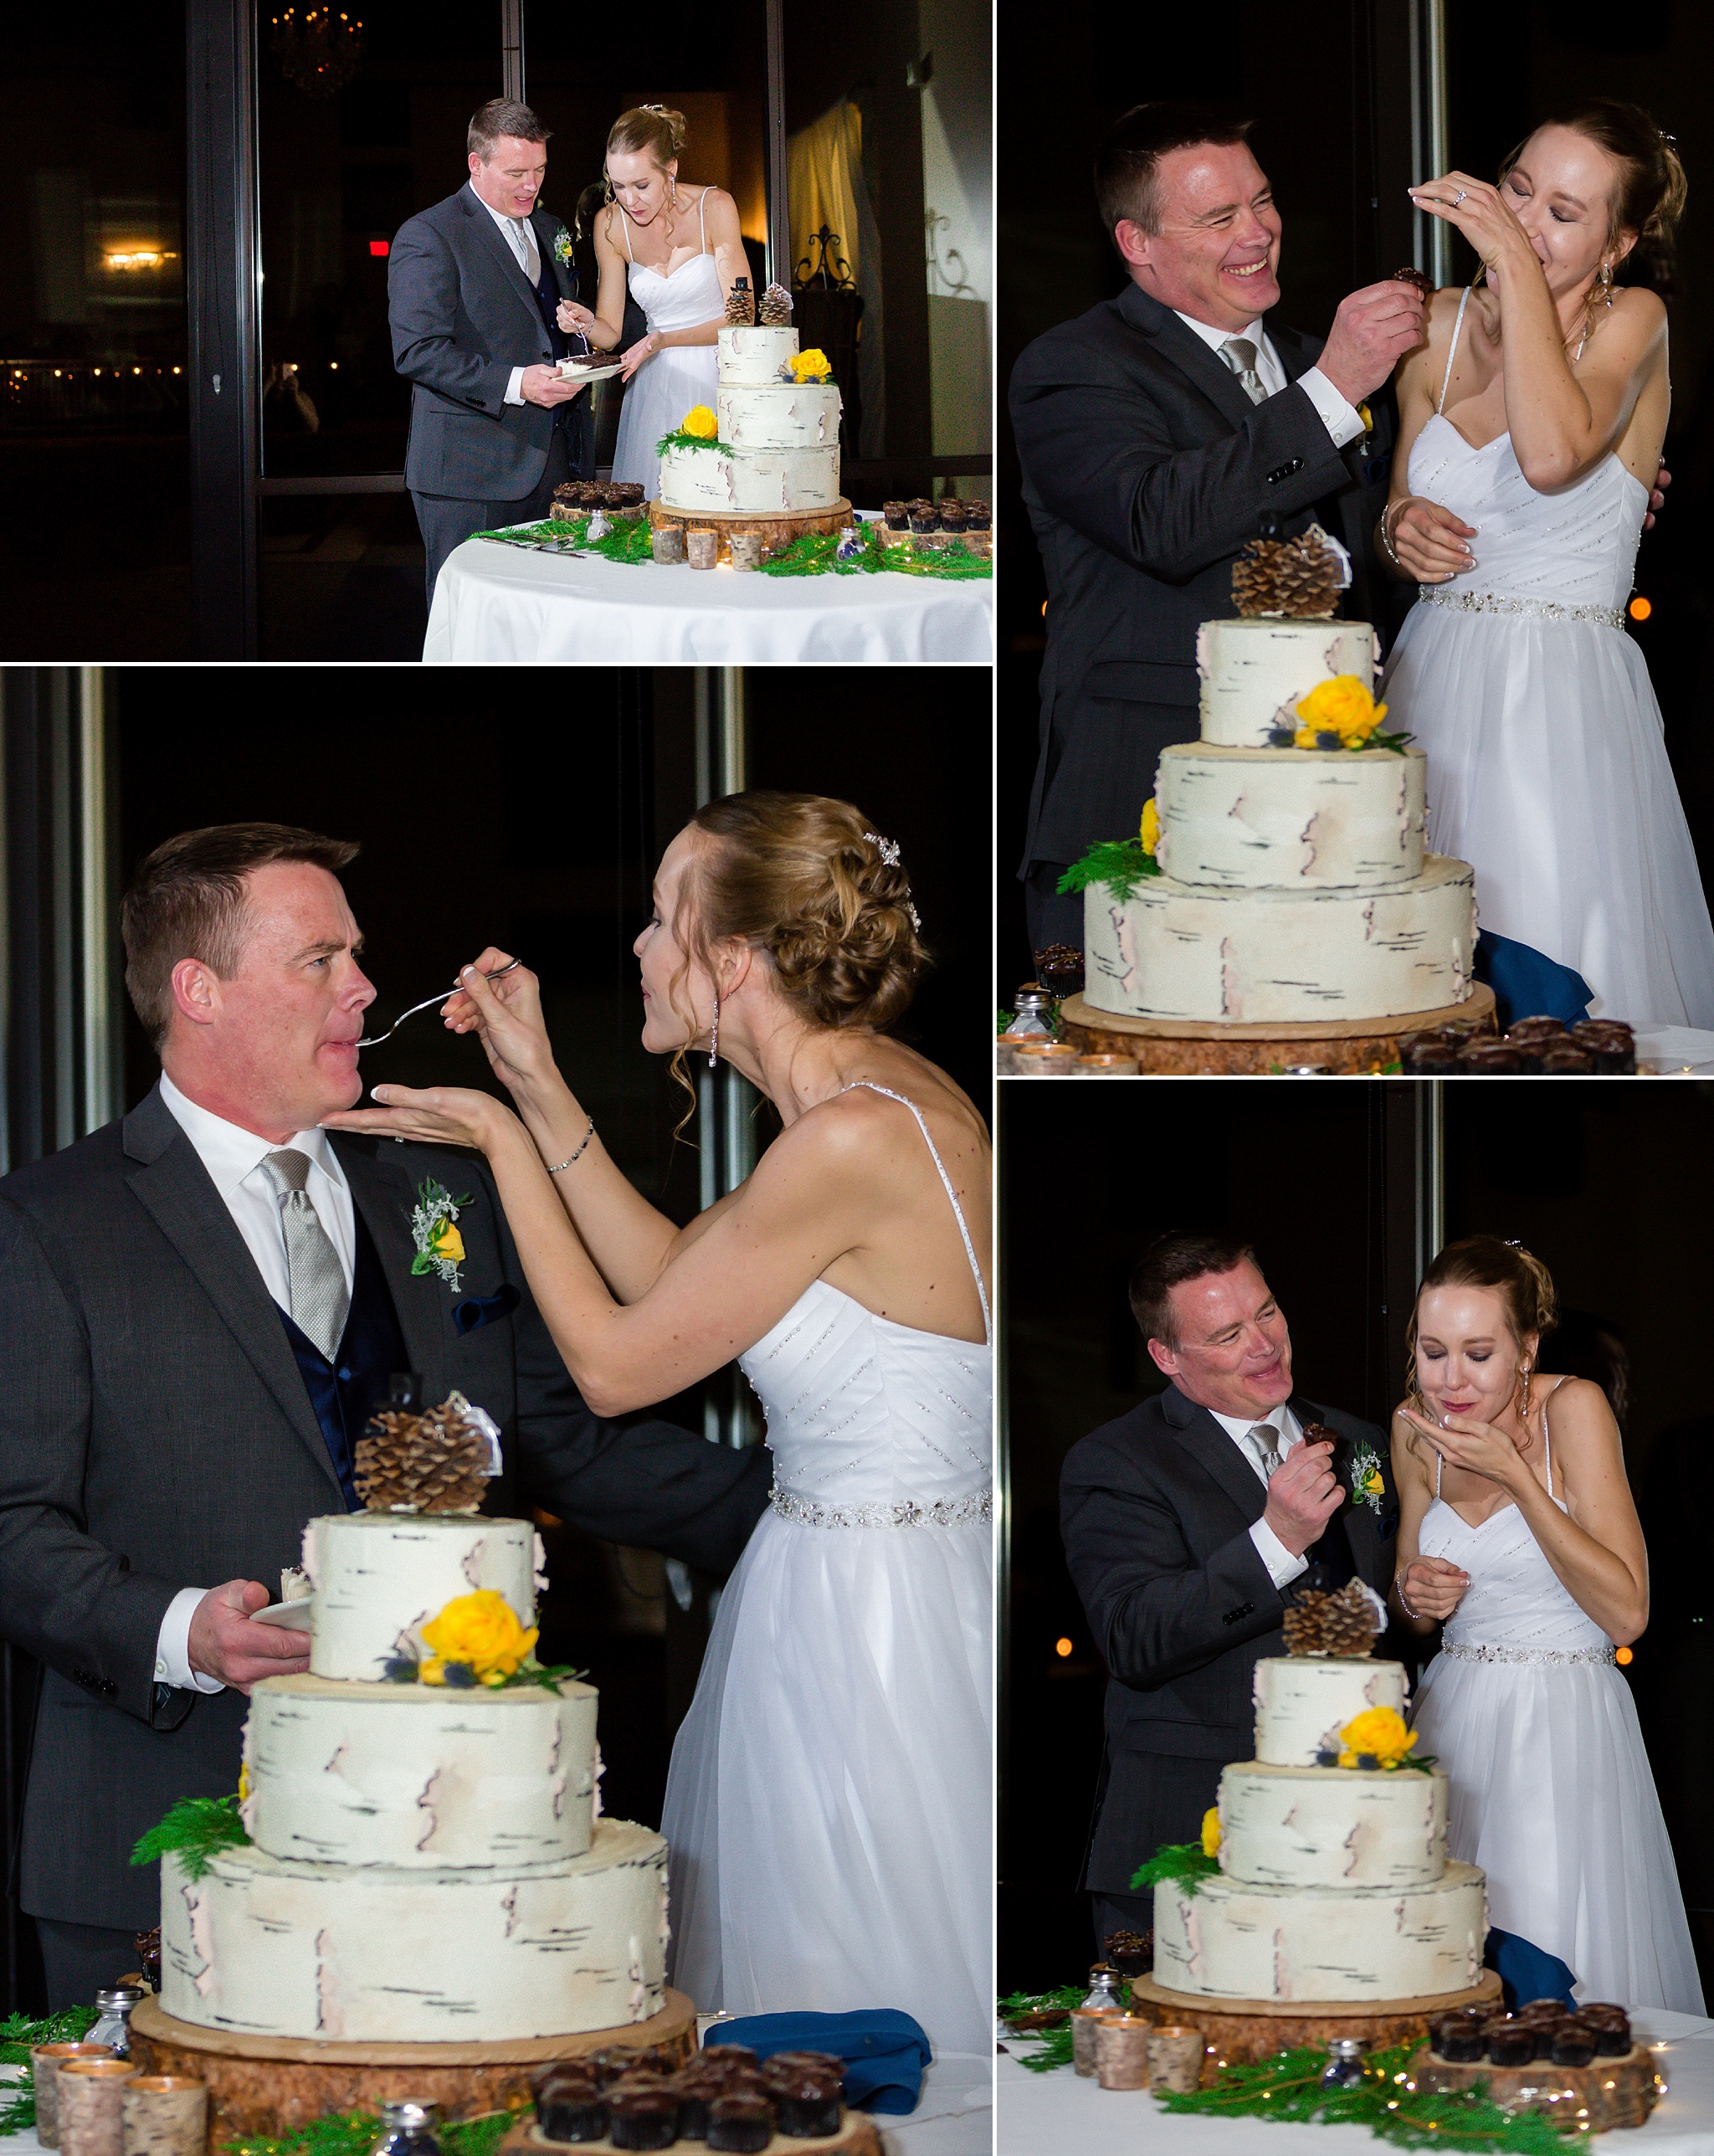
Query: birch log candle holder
32,2046,119,2148
59,2059,136,2156
121,2076,207,2156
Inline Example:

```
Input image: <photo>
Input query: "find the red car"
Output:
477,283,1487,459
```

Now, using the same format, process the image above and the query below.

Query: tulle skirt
660,1507,993,2057
1410,1651,1703,2012
610,344,720,499
1383,603,1714,1029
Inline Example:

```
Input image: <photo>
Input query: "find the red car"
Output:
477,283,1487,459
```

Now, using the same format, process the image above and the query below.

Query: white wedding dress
1381,286,1714,1027
1409,1388,1702,2011
660,1084,993,2059
610,191,723,500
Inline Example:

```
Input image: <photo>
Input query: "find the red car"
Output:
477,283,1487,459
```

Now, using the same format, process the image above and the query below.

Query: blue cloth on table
705,2010,932,2113
1475,929,1593,1028
1486,1926,1578,2010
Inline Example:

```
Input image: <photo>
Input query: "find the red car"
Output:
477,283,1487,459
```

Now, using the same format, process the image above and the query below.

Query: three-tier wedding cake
657,326,843,516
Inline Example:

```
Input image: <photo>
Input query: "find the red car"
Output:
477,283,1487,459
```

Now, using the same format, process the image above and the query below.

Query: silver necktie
513,217,540,282
1219,336,1268,404
1248,1424,1283,1480
261,1150,350,1363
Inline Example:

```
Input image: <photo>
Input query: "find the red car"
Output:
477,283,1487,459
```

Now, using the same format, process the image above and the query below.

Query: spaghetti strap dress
609,190,723,500
659,1084,994,2059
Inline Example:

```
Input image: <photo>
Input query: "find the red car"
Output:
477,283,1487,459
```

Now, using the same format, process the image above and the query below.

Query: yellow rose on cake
791,348,833,382
680,406,719,439
1294,674,1388,750
419,1589,538,1682
1200,1806,1222,1858
1337,1706,1418,1769
1140,797,1161,857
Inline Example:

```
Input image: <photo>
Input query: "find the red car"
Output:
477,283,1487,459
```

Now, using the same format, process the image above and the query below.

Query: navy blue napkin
453,1284,521,1335
705,2009,932,2114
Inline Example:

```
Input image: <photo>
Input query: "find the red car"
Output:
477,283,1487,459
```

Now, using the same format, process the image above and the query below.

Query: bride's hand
439,949,558,1100
1398,1403,1527,1491
618,332,660,382
557,300,595,336
1387,496,1478,583
1408,171,1538,282
1396,1554,1470,1622
321,1083,511,1155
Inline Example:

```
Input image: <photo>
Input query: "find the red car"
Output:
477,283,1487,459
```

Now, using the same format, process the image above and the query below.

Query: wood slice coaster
1124,1969,1503,2075
126,1991,696,2148
1408,2041,1663,2133
1058,983,1498,1075
497,2106,883,2156
648,499,854,562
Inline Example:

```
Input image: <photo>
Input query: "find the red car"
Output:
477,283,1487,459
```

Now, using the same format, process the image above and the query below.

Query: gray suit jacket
0,1086,769,1928
389,183,590,500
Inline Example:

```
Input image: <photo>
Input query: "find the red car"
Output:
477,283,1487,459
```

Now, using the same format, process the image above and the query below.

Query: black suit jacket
1060,1381,1400,1894
1008,282,1409,872
0,1086,770,1928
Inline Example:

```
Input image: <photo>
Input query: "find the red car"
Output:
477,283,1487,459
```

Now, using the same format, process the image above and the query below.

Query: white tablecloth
1636,1028,1714,1075
997,2010,1714,2154
422,534,994,665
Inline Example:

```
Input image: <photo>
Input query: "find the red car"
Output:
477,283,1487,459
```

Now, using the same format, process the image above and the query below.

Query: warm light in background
1629,597,1652,622
1055,1637,1074,1659
105,249,176,272
1616,1646,1634,1665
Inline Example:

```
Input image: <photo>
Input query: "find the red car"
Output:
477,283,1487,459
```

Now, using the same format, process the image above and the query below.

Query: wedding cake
156,1505,670,2042
1080,536,1479,1025
1151,1625,1487,2004
656,326,843,516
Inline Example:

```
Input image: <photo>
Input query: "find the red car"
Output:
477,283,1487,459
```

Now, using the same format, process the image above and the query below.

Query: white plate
557,359,624,383
251,1597,315,1630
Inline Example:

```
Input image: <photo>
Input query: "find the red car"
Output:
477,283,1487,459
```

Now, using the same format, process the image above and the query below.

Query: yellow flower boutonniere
1200,1806,1222,1858
1357,400,1373,441
410,1177,472,1291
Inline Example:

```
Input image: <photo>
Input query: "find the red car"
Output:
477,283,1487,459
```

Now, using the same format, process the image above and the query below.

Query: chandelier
270,7,364,98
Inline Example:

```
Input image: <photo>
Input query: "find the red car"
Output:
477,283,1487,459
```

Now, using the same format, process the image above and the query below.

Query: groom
1060,1231,1399,1949
389,99,597,605
0,823,771,2007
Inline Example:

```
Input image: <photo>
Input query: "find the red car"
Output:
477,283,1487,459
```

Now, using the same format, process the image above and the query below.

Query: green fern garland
130,1794,249,1881
223,2109,516,2156
1056,838,1161,901
0,2010,99,2138
655,427,735,458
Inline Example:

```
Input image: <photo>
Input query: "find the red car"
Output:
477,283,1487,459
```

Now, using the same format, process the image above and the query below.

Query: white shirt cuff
505,366,526,407
1250,1518,1309,1591
156,1586,225,1694
1298,365,1367,448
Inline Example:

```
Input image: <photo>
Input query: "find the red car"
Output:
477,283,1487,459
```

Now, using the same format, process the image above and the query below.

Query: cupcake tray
1409,2041,1664,2132
1123,1968,1504,2076
504,2109,882,2156
1056,983,1500,1076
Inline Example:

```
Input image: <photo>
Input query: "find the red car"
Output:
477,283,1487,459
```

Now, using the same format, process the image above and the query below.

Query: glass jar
370,2102,444,2156
1321,2036,1366,2091
85,1989,145,2058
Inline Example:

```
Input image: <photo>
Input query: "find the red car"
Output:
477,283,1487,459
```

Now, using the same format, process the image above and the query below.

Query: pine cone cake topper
1232,526,1344,619
758,282,793,325
725,277,756,326
1284,1577,1385,1659
354,1389,500,1514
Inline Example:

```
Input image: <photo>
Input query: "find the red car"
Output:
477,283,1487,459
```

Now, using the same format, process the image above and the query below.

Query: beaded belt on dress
1419,585,1625,631
769,1484,993,1529
1442,1640,1616,1666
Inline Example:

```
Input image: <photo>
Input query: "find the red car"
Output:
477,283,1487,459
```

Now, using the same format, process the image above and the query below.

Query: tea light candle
728,531,765,571
1074,1054,1139,1075
59,2059,136,2156
1012,1041,1080,1075
32,2046,117,2148
685,528,719,570
1094,2014,1152,2090
1146,2025,1206,2094
121,2078,207,2156
1070,2008,1122,2078
650,526,686,565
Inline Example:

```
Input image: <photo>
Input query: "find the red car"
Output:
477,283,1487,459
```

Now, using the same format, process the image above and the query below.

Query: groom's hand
187,1580,311,1693
1264,1439,1345,1555
520,365,588,408
1317,280,1427,406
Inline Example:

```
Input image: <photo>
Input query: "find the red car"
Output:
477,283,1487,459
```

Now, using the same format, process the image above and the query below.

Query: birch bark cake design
142,1389,670,2042
1070,527,1480,1025
656,328,842,515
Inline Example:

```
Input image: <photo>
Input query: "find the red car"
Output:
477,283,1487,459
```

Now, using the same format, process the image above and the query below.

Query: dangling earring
669,177,678,209
1519,1362,1532,1418
708,990,719,1069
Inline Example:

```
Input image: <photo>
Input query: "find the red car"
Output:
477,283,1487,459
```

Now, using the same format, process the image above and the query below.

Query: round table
423,531,994,664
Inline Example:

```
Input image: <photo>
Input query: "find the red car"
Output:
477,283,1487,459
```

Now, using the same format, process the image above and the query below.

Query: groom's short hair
1095,102,1255,244
469,99,550,161
122,823,359,1048
1129,1230,1258,1349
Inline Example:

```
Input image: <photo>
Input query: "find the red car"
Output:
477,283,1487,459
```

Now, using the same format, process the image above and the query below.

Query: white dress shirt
152,1072,357,1693
470,182,540,408
1170,309,1366,449
1206,1401,1310,1589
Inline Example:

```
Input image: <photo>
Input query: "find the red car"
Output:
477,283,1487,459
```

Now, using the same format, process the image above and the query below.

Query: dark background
996,0,1714,995
999,1078,1714,2006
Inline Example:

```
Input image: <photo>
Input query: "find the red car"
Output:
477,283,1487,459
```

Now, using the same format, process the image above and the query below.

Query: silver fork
357,957,522,1048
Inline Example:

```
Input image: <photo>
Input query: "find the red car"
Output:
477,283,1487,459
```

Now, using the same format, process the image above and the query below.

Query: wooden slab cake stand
127,1990,696,2148
648,498,854,562
1057,984,1498,1075
1123,1968,1503,2076
1408,2040,1663,2133
495,2107,883,2156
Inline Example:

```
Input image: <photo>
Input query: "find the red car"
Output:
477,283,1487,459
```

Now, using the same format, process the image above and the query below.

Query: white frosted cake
157,1512,670,2041
1151,1654,1487,2004
1083,617,1478,1024
657,326,842,514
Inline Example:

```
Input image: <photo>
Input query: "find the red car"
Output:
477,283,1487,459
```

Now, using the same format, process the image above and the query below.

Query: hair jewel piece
642,102,667,113
1505,1238,1523,1248
907,901,922,931
864,830,902,868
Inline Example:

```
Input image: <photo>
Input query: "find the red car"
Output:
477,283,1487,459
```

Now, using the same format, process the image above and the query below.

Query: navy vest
1301,1507,1357,1594
275,1208,409,1509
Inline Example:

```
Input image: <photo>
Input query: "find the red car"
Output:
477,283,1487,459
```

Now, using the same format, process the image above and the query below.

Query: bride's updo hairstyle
1501,99,1687,295
664,792,929,1099
1403,1235,1559,1440
608,105,688,170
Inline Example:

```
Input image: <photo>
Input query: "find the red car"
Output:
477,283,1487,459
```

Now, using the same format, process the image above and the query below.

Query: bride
1388,1235,1701,2012
561,105,748,500
1378,98,1714,1029
323,793,993,2058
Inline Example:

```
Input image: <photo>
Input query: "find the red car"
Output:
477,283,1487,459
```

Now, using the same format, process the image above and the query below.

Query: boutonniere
551,223,574,269
411,1177,473,1291
1357,400,1373,444
1347,1441,1387,1513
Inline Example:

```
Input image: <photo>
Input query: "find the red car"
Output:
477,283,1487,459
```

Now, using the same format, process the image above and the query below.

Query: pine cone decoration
759,281,793,325
725,278,756,326
1231,528,1342,619
355,1395,493,1513
1282,1588,1331,1656
1319,1578,1383,1658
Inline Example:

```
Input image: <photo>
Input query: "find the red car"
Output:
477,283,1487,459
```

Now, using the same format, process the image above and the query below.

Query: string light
1055,1637,1073,1658
1629,596,1652,621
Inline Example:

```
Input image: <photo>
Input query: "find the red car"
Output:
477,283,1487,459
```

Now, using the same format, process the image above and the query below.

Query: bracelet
1378,501,1406,572
544,1117,595,1175
1394,1573,1427,1623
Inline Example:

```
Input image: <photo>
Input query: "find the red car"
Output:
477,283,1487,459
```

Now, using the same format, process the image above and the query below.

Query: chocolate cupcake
536,2082,609,2144
700,2046,761,2080
1551,2026,1599,2066
908,505,939,535
938,500,968,531
965,501,991,530
1401,1029,1461,1075
1503,1019,1569,1048
588,2048,649,2086
607,2087,681,2151
1482,2017,1536,2066
1460,1040,1523,1073
882,501,909,530
771,2079,842,2139
760,2054,841,2086
1432,2018,1485,2062
1538,1044,1594,1073
706,2095,773,2154
1568,1019,1636,1073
